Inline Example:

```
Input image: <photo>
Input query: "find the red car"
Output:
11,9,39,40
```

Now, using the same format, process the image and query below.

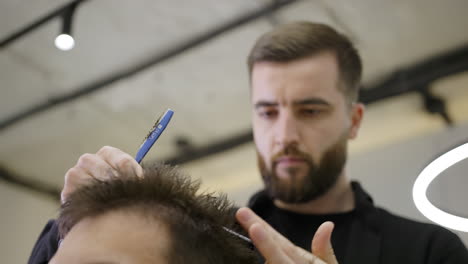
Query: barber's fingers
236,207,292,245
237,208,328,264
62,146,143,204
75,153,118,180
249,223,294,263
62,152,116,204
311,222,338,264
96,146,143,178
62,166,93,203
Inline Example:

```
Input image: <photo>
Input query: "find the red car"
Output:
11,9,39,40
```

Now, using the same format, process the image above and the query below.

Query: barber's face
251,52,363,203
50,209,171,264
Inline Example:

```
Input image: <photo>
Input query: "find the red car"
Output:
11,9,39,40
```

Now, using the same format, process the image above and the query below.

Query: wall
0,182,58,263
348,121,468,245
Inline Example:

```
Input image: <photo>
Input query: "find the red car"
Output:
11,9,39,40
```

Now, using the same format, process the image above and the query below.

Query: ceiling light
55,34,74,51
55,4,77,51
412,142,468,232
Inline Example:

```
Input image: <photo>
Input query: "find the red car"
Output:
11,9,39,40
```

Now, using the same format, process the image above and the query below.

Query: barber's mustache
271,145,312,162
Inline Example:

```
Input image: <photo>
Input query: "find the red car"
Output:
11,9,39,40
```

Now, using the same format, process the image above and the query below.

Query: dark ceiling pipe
420,88,453,125
359,43,468,104
165,131,253,165
0,0,301,131
61,3,78,36
0,166,61,201
0,0,88,49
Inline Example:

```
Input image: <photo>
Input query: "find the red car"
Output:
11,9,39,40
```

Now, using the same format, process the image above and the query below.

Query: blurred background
1,0,468,262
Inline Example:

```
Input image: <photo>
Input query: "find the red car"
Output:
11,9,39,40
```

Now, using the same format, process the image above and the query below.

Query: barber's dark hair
58,163,257,264
248,21,362,103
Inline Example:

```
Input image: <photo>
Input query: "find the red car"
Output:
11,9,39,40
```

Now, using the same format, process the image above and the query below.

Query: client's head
50,164,257,264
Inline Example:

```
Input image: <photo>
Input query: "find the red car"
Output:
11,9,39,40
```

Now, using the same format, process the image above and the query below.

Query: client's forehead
50,209,171,264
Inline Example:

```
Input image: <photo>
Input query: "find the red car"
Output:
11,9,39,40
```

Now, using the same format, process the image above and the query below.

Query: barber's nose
275,112,300,147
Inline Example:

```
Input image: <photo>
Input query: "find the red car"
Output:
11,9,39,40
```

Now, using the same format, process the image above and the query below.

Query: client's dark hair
57,163,257,264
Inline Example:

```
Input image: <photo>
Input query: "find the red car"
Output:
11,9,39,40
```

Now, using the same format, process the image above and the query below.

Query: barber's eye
301,109,322,116
258,109,278,119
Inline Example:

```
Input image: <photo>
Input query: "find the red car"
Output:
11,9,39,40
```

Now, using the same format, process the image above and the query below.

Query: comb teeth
141,113,163,144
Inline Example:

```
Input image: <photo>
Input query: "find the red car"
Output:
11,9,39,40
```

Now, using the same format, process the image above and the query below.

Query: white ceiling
1,0,468,198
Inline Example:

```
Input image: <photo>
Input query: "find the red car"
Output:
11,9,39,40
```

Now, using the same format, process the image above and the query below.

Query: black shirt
262,205,354,263
248,181,468,264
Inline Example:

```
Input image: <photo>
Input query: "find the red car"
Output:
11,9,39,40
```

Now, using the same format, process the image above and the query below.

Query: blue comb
135,109,174,163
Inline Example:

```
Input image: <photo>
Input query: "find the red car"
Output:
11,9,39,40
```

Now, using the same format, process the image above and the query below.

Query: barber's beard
257,134,348,203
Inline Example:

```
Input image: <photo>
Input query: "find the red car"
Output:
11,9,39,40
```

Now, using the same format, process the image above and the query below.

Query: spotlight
55,34,74,51
413,142,468,232
55,3,77,51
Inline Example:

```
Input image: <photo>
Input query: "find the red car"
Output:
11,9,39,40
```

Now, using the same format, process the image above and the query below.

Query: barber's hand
61,146,143,204
236,207,338,264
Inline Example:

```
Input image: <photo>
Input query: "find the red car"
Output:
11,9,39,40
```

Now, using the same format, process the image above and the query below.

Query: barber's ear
348,103,365,139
